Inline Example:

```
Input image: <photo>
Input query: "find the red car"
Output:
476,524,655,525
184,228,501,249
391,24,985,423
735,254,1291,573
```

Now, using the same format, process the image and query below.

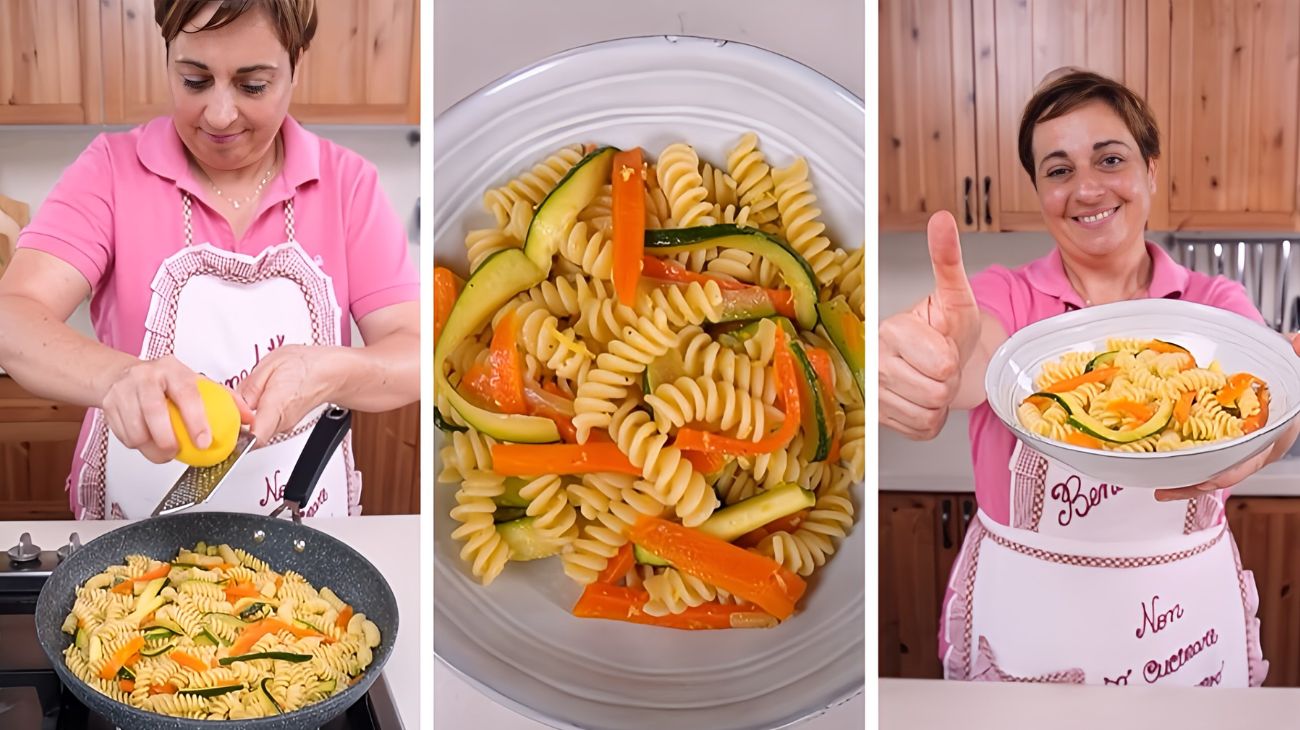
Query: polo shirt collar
1025,241,1187,308
135,115,321,200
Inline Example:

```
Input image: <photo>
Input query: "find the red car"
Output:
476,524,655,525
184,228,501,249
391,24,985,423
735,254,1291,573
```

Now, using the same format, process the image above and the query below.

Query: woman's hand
102,356,217,464
1155,332,1300,501
236,345,342,445
880,211,983,439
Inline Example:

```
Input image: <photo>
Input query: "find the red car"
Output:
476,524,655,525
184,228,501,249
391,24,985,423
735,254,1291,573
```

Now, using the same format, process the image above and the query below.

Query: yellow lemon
168,378,241,467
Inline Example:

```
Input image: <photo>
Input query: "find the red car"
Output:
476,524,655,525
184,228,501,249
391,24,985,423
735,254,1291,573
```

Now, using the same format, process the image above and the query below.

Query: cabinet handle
983,176,992,225
963,177,973,225
961,499,974,529
940,498,953,550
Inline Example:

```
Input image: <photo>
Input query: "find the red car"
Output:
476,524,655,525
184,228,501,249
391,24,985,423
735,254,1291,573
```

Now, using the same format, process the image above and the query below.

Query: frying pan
34,408,400,729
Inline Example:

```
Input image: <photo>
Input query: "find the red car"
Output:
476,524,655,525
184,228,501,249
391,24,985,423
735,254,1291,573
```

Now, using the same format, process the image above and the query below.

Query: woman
0,0,419,519
880,69,1300,686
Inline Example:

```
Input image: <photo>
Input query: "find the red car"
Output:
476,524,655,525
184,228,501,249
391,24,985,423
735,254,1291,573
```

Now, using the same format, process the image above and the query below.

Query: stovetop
0,532,403,730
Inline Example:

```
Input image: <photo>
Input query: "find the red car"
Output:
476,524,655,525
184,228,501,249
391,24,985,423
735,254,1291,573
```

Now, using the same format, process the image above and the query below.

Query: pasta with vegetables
1018,338,1269,452
434,134,865,629
61,543,380,720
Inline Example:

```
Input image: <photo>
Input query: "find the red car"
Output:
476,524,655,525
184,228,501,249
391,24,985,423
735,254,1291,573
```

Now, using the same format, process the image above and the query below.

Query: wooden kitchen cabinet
880,0,1144,232
0,376,419,520
6,0,418,126
0,0,103,124
879,491,974,679
1227,497,1300,687
1146,0,1300,230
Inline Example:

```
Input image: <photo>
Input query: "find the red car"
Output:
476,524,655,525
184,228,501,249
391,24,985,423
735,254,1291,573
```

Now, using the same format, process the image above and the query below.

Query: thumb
926,210,978,340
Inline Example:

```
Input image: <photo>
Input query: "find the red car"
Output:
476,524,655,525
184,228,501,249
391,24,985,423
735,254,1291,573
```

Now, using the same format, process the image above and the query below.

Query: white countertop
881,677,1300,729
2,516,419,729
432,1,864,727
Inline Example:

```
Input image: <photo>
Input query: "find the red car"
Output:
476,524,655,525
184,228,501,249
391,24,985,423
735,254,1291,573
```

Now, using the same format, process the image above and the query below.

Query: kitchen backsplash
880,229,1300,484
0,125,420,347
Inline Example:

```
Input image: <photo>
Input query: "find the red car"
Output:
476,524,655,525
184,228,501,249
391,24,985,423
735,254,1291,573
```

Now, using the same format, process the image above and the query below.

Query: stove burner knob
57,533,82,562
7,532,41,563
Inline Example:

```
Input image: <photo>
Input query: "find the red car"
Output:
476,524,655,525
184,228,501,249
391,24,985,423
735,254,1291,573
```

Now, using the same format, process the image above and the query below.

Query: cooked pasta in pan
1018,338,1269,452
61,543,380,719
435,134,864,629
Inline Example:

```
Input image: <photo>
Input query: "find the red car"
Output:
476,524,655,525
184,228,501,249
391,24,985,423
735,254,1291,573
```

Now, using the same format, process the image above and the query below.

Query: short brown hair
1017,69,1160,184
154,0,318,74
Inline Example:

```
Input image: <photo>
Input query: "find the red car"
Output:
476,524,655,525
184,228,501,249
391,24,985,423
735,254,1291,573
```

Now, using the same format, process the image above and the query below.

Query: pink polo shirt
18,116,418,515
18,115,418,354
968,242,1264,526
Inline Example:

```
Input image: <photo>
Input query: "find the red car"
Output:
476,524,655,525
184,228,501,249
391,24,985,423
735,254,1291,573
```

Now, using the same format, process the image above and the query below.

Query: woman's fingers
137,385,179,458
164,372,209,450
880,386,950,439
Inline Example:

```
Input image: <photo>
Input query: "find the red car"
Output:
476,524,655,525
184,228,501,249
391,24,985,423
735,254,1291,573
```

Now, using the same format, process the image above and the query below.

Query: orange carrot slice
337,605,354,631
434,266,461,344
1175,391,1196,424
1045,367,1119,393
628,516,807,621
1106,399,1154,423
486,311,527,415
170,650,208,673
134,562,171,582
1244,385,1270,434
98,636,145,680
491,443,642,476
1064,430,1104,449
596,543,635,585
612,148,647,307
573,583,776,630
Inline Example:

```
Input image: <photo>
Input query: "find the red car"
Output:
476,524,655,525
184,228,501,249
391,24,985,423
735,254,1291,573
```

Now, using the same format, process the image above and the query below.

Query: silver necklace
203,146,279,210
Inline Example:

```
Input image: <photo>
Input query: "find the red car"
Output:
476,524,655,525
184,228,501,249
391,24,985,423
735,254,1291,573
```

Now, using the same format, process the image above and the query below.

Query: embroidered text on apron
940,441,1267,687
74,194,361,519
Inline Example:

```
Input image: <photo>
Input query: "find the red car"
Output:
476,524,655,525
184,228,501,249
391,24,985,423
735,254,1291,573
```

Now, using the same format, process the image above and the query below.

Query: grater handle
281,406,352,513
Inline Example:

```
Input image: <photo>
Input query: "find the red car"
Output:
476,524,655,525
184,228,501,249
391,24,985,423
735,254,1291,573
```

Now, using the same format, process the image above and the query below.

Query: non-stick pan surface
34,511,399,730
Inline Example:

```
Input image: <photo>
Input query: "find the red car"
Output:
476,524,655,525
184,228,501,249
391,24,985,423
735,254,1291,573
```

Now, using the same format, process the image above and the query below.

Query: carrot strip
119,680,135,693
1244,385,1270,434
110,580,133,595
683,450,728,475
1175,390,1196,425
170,650,208,673
149,682,178,695
134,562,171,582
337,605,354,631
223,581,261,604
641,255,797,318
1045,367,1119,393
805,347,841,462
1105,399,1154,423
98,636,146,680
1064,430,1103,449
675,329,800,455
486,311,527,415
434,266,462,344
1144,340,1188,355
736,509,811,548
628,516,807,621
1216,373,1258,407
612,148,647,307
491,443,642,476
573,583,777,630
596,543,635,585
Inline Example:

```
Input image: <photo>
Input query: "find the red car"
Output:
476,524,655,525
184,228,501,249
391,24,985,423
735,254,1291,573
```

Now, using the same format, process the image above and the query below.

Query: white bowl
985,299,1300,488
433,37,864,730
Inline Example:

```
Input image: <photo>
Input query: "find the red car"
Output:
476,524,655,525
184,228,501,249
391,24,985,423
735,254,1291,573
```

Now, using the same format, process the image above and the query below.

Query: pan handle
277,406,352,519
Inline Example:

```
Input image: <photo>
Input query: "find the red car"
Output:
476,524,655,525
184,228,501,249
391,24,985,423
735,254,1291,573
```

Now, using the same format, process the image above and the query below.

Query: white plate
433,36,864,730
985,299,1300,488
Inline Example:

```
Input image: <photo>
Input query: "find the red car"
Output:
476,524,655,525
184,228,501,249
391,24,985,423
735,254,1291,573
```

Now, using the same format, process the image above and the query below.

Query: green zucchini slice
1085,351,1119,372
521,147,617,271
1067,399,1174,444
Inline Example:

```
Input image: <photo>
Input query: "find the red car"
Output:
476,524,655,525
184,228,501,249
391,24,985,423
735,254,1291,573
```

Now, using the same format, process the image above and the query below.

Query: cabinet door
0,376,85,521
101,0,419,125
880,491,968,678
1147,0,1300,230
353,402,419,515
879,0,979,232
973,0,1146,231
290,0,418,124
0,0,102,124
1227,497,1300,687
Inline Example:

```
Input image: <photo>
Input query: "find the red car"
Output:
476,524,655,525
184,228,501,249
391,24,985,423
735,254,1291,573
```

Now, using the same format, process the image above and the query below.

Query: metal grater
151,429,257,516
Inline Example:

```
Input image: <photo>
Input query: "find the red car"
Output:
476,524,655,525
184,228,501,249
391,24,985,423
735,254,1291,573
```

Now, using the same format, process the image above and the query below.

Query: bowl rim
434,34,865,127
985,298,1300,460
431,33,866,730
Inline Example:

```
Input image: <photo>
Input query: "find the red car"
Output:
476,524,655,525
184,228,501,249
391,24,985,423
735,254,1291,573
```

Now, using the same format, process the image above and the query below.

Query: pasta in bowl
987,299,1300,488
433,35,863,730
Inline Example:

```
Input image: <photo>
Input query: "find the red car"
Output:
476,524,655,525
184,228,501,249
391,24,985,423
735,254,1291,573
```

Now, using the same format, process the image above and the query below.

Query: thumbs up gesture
880,211,983,439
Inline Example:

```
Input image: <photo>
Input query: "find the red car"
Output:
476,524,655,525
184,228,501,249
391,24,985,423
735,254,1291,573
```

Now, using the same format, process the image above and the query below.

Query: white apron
941,441,1267,687
73,194,361,520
